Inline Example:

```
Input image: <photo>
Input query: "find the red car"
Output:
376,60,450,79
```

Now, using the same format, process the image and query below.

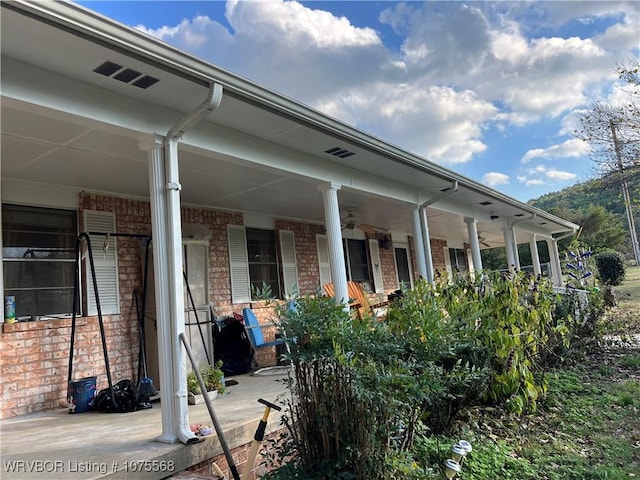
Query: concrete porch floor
0,370,290,480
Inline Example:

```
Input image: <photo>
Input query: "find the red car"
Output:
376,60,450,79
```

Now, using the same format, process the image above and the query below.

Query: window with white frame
2,204,78,318
448,248,468,274
247,228,281,299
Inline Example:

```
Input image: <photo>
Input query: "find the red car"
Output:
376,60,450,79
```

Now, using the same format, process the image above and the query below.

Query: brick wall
0,192,409,419
431,238,448,273
378,237,397,296
176,428,287,480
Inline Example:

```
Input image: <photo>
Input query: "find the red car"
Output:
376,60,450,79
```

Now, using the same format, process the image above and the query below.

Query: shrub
267,271,573,478
594,251,626,285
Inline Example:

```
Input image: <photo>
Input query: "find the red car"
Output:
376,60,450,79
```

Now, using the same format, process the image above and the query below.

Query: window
449,248,468,274
183,242,208,308
394,246,412,289
246,228,281,299
228,225,298,303
344,239,370,286
2,204,78,318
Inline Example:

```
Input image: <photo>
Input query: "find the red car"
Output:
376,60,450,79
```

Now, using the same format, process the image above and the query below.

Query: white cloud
482,172,510,186
318,84,497,164
521,138,591,163
545,168,578,181
518,165,577,186
225,0,381,49
129,0,637,181
517,175,546,187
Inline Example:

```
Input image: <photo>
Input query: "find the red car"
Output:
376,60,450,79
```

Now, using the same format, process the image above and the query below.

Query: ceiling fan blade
482,241,491,248
359,223,389,234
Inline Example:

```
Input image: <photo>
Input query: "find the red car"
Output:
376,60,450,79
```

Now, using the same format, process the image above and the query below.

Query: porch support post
163,137,195,444
319,183,348,307
140,134,177,443
420,208,435,283
464,217,483,273
511,228,521,270
546,238,563,287
502,227,516,271
530,234,542,276
411,206,428,280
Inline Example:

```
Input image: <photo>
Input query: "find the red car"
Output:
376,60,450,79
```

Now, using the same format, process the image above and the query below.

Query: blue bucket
68,377,97,414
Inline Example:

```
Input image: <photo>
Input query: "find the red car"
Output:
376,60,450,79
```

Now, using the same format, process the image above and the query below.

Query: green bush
265,271,577,478
594,251,626,285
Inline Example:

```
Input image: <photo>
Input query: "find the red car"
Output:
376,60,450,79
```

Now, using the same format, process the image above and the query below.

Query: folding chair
241,307,289,375
323,281,389,319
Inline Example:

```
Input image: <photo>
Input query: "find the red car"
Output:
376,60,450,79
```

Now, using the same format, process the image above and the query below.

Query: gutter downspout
419,180,459,282
162,83,223,444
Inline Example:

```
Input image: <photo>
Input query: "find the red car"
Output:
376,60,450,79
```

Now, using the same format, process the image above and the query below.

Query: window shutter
466,247,474,273
443,247,452,277
316,234,332,287
227,225,251,304
83,210,119,316
279,230,298,298
368,239,384,294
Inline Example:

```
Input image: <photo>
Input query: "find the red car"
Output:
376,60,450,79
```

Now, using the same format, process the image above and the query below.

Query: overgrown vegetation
261,268,628,479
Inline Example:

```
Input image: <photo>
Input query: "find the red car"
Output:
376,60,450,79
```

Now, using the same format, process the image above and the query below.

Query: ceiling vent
92,61,159,89
324,147,355,159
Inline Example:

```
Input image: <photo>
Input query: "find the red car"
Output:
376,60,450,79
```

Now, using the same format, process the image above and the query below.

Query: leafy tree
574,58,640,264
549,205,627,253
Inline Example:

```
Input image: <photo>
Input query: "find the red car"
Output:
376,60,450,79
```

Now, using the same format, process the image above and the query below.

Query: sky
76,1,639,202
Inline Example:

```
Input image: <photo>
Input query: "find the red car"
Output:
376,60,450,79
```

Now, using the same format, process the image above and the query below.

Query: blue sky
77,1,639,202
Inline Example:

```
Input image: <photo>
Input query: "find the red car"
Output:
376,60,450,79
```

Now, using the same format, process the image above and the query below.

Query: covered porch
1,0,578,445
0,371,288,479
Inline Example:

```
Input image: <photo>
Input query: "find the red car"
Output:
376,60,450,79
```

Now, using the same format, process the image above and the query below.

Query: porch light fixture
444,458,461,478
491,215,500,220
479,201,493,206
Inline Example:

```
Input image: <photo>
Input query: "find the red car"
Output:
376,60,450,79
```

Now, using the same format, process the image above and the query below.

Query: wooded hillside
528,166,640,255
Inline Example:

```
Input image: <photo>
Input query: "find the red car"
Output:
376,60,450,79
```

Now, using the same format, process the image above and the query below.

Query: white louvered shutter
316,234,332,288
369,238,384,294
443,247,452,277
84,210,120,315
279,230,298,298
227,225,251,304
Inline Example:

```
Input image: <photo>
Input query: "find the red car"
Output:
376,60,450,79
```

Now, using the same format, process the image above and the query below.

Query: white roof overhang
1,1,578,247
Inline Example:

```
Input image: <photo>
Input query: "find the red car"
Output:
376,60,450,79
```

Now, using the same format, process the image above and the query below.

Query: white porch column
547,238,563,287
420,208,435,283
546,238,563,287
163,137,194,444
411,206,428,280
140,134,176,443
503,227,516,271
464,217,483,273
319,183,348,307
511,228,521,270
529,234,542,276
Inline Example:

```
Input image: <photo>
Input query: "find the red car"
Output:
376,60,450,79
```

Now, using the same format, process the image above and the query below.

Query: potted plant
187,360,227,405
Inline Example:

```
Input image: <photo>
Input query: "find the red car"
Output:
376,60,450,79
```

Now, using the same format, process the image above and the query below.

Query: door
394,246,413,289
183,242,212,372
